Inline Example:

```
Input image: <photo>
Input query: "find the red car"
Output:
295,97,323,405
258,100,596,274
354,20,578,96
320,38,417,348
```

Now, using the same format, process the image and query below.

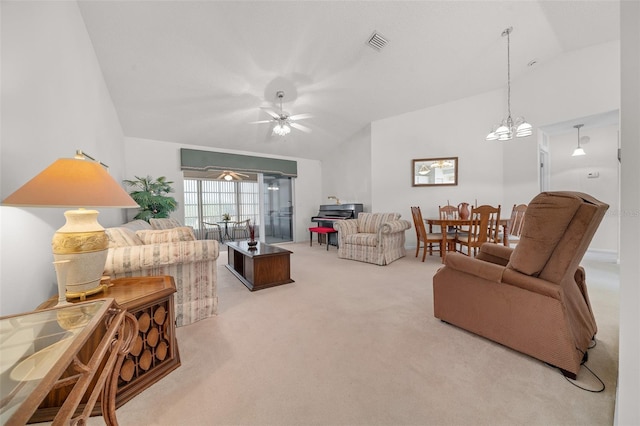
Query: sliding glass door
263,175,293,244
184,178,259,240
184,173,293,243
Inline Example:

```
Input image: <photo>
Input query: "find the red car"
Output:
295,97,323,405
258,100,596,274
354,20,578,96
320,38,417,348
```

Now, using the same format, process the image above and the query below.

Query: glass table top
0,300,106,423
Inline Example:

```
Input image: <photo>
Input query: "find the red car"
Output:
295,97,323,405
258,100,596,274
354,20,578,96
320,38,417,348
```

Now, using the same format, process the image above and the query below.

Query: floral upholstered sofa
103,220,219,327
333,212,412,265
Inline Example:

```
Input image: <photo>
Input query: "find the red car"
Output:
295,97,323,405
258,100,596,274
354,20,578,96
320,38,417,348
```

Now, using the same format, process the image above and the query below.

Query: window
184,178,260,239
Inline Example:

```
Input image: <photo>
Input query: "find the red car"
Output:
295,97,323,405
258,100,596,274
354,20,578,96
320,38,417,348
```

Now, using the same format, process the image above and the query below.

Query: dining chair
411,206,444,261
232,219,251,240
202,221,222,242
438,205,460,252
455,204,501,256
506,203,527,247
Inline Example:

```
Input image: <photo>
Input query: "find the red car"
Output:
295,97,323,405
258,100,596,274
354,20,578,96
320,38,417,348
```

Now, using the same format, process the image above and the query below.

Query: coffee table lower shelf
226,241,294,291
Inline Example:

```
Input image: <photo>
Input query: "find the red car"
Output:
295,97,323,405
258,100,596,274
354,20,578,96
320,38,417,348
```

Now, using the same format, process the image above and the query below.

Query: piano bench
309,227,338,250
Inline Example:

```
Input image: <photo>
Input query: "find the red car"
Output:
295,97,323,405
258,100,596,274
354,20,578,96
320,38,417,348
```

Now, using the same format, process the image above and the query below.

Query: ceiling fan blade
234,172,250,178
260,108,280,119
290,122,312,133
289,113,312,121
250,119,273,124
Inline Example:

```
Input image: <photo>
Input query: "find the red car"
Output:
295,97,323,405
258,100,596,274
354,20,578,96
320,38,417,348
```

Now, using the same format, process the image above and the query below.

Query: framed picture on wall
412,157,458,187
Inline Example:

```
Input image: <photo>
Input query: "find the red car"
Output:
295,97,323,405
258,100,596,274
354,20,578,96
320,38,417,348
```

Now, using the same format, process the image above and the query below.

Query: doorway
538,110,620,259
263,175,293,244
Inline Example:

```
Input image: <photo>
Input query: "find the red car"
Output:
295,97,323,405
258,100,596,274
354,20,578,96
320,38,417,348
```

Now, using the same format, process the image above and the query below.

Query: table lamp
2,151,139,300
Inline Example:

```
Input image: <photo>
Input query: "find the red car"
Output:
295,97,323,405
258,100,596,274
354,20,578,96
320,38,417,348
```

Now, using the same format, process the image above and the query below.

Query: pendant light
572,124,586,156
486,27,532,141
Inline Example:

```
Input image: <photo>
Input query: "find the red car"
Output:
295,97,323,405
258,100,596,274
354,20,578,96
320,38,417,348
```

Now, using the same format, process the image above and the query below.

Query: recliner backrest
507,192,608,283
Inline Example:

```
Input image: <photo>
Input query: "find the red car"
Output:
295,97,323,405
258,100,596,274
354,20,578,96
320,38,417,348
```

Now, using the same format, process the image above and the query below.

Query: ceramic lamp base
52,209,109,296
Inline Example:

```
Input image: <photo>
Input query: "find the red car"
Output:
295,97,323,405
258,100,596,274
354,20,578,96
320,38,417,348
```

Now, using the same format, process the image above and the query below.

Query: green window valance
180,148,297,177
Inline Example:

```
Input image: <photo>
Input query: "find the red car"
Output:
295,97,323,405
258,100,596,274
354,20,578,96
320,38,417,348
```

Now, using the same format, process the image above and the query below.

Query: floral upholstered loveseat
103,220,219,327
333,212,412,265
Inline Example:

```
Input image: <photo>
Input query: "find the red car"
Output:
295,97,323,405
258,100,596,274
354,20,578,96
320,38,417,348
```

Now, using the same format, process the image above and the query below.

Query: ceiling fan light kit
215,170,250,181
273,123,291,136
256,91,312,137
486,27,533,142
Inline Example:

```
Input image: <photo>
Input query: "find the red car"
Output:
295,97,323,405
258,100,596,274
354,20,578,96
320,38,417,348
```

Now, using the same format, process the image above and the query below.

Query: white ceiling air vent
367,31,388,51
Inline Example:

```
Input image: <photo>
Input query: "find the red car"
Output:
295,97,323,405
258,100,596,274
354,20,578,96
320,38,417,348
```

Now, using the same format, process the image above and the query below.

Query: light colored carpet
91,243,619,425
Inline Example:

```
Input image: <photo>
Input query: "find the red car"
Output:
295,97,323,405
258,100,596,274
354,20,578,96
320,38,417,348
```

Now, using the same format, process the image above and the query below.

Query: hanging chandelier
486,27,532,141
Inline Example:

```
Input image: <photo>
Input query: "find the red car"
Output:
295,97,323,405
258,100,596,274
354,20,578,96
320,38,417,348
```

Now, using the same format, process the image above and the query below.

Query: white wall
322,125,373,210
371,90,507,248
503,41,620,208
370,41,619,251
617,0,640,423
123,137,322,243
0,2,128,315
547,125,619,253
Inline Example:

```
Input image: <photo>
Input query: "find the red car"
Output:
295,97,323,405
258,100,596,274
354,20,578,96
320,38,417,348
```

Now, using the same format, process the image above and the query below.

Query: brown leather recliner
432,191,609,378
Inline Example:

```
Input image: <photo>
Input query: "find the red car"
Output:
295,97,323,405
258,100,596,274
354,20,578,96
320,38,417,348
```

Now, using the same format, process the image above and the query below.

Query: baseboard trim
583,249,618,263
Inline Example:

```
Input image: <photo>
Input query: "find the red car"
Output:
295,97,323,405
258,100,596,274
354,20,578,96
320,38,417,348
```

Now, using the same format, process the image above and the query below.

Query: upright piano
311,203,364,247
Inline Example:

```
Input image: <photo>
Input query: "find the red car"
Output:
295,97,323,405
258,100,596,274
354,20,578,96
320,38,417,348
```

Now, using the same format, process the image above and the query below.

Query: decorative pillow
136,227,196,245
105,227,144,248
149,218,182,230
121,220,153,232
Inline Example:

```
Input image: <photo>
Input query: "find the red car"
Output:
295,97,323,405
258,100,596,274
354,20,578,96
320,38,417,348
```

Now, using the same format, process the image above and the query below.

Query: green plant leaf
124,175,178,222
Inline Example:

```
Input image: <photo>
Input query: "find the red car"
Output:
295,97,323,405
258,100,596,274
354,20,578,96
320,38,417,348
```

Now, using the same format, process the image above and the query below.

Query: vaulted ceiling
78,1,620,161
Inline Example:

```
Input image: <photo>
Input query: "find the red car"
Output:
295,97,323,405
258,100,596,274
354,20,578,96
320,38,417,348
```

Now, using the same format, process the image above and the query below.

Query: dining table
218,219,232,241
425,217,511,262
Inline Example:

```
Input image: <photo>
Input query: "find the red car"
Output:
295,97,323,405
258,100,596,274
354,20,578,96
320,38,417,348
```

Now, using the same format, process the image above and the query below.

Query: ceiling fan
212,170,250,181
253,91,312,136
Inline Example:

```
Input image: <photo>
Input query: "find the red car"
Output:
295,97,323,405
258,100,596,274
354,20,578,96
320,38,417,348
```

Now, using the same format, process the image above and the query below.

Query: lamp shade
2,158,138,208
2,156,138,299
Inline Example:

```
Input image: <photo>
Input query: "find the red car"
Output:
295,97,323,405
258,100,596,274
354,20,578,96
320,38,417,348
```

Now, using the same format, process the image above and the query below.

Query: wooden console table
0,299,136,425
226,241,294,291
35,275,180,419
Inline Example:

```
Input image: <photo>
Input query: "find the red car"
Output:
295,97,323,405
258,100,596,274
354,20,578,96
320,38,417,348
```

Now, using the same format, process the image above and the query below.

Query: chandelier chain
485,26,532,141
506,28,511,122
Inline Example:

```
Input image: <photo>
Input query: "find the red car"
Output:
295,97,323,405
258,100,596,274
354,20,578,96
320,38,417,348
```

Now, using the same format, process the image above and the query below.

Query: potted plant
123,175,178,222
222,213,231,222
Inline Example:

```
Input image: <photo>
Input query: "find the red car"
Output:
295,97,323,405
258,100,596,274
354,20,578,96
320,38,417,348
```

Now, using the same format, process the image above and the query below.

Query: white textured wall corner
1,2,126,315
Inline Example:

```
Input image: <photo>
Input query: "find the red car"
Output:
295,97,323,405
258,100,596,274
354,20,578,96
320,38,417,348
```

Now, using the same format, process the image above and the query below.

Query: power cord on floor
563,339,605,393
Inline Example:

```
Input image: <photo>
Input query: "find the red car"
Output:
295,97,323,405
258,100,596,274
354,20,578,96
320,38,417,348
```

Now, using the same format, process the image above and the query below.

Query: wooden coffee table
226,241,294,291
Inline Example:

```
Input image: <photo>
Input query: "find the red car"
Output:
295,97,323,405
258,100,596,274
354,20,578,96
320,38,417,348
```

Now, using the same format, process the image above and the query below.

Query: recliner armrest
380,219,412,234
442,252,562,300
444,252,505,283
475,243,513,266
333,219,359,235
501,269,561,299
